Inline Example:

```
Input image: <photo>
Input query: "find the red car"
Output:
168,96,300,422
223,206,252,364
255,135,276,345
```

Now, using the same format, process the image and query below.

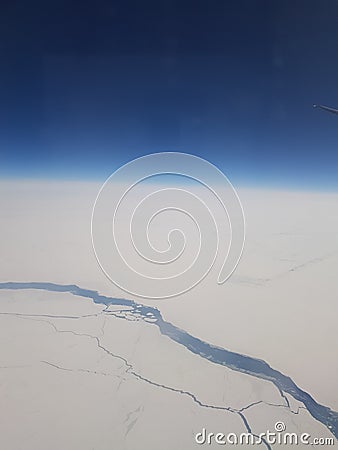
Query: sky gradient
1,0,338,189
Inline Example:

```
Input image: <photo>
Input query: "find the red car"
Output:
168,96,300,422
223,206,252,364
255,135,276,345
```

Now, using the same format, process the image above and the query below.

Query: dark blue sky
1,0,338,189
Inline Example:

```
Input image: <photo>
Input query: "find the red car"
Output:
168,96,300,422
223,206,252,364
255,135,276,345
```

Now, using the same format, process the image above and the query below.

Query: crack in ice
0,281,337,440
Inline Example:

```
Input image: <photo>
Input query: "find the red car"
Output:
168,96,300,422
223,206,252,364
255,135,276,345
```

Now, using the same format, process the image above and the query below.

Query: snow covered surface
0,180,337,449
